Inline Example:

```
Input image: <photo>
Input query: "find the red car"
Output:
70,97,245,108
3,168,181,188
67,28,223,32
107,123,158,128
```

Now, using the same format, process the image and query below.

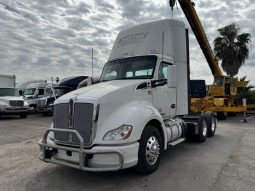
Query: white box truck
0,75,31,118
39,19,217,174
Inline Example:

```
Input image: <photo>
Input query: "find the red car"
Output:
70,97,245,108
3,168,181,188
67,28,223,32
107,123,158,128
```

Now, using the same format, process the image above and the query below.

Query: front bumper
39,128,139,172
0,106,32,115
37,106,53,113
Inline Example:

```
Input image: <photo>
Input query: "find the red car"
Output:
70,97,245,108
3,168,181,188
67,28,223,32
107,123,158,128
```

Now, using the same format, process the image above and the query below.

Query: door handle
171,104,176,108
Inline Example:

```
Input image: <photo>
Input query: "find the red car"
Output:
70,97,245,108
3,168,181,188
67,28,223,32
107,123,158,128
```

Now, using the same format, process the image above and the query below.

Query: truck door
152,62,176,118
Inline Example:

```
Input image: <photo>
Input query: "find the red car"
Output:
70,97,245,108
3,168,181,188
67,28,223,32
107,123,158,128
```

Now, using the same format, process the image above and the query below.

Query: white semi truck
39,19,217,174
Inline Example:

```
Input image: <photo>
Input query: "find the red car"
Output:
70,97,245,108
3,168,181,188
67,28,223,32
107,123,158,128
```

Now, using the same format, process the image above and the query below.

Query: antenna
91,48,94,78
162,31,164,61
169,0,176,19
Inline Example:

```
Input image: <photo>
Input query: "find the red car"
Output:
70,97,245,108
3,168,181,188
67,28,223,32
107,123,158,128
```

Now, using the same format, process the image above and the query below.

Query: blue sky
0,0,254,85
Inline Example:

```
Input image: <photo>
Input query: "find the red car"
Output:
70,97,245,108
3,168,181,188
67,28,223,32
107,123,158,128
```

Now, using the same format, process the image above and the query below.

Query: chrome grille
9,100,24,106
37,99,47,107
54,104,69,141
54,103,94,145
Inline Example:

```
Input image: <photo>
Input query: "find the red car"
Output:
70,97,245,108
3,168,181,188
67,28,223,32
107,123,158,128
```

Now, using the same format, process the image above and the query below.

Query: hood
55,80,145,104
0,96,24,105
0,96,24,101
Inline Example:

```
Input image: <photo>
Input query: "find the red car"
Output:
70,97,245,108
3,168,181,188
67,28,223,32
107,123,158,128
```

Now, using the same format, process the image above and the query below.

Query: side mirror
167,65,177,88
18,90,23,96
87,77,93,86
34,90,39,98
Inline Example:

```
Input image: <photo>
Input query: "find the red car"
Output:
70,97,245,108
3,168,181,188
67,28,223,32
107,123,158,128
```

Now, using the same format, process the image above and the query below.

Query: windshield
213,77,224,87
0,88,17,96
100,56,157,82
24,88,36,96
54,88,70,97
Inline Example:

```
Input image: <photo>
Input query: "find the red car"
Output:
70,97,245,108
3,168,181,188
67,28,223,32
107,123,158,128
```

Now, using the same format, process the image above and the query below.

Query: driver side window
158,62,171,80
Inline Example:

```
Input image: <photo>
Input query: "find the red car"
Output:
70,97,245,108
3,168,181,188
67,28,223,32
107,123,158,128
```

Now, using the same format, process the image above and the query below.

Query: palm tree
214,24,251,77
236,76,255,105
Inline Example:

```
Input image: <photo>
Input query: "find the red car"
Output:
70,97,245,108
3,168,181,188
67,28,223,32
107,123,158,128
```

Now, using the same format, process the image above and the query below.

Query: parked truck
0,74,31,118
37,76,88,114
0,87,30,118
39,18,217,174
17,80,46,96
23,82,57,112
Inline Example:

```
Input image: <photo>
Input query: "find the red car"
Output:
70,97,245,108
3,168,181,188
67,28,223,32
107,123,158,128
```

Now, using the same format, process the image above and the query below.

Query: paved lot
0,114,255,191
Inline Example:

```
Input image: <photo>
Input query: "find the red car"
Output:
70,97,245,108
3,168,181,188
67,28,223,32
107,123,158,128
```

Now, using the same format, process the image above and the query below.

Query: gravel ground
0,114,255,191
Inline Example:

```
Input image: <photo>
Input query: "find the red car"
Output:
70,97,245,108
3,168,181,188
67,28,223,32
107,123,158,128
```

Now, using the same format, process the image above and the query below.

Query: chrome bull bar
40,128,124,172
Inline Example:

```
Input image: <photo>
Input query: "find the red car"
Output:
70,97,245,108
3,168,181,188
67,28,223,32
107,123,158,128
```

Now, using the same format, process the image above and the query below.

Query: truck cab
36,76,88,114
37,86,72,114
0,88,30,118
39,19,217,174
24,82,56,112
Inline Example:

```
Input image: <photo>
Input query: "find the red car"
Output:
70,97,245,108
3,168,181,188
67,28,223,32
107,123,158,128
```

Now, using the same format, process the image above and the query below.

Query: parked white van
24,83,56,111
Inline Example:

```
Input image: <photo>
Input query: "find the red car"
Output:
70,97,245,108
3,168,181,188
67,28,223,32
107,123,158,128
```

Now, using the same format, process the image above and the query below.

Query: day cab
39,19,217,174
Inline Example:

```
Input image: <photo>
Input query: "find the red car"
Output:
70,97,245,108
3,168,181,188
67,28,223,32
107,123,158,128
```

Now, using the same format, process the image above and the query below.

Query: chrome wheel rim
202,120,207,137
211,117,216,132
146,136,160,165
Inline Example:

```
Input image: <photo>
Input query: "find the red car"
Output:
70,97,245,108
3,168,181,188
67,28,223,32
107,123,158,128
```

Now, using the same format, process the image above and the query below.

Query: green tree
214,24,251,76
236,76,255,105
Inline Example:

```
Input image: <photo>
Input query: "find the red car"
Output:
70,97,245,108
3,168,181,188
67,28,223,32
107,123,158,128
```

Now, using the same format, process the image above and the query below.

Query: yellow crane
169,0,246,119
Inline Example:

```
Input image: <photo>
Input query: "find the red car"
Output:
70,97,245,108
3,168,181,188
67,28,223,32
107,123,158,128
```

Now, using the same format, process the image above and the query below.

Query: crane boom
171,0,222,76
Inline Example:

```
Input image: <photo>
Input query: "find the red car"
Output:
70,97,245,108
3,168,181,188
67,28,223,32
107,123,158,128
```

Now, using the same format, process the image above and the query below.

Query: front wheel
135,126,162,174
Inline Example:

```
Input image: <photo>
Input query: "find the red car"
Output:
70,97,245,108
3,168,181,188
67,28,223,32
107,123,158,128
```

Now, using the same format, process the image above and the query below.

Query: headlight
0,104,7,109
47,131,55,142
103,125,133,141
48,131,54,139
24,101,29,106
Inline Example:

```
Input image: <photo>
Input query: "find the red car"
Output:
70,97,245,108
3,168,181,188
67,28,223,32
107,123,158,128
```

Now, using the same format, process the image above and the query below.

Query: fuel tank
165,118,187,142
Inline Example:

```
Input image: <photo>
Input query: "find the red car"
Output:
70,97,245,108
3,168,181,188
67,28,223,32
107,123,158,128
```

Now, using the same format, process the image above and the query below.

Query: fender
141,104,168,150
94,100,168,150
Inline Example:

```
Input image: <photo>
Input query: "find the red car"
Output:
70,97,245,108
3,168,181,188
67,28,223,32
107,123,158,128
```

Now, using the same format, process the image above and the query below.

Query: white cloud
0,0,254,85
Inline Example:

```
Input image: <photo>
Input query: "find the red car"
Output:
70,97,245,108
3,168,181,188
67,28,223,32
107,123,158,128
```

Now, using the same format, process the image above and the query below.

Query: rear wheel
205,112,217,137
136,126,162,174
217,112,228,120
195,115,208,142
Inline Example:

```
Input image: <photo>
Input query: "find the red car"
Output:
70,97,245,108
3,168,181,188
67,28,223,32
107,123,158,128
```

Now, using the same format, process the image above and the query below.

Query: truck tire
20,114,27,119
217,112,228,120
29,105,37,113
195,115,208,142
205,112,217,137
135,126,162,174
